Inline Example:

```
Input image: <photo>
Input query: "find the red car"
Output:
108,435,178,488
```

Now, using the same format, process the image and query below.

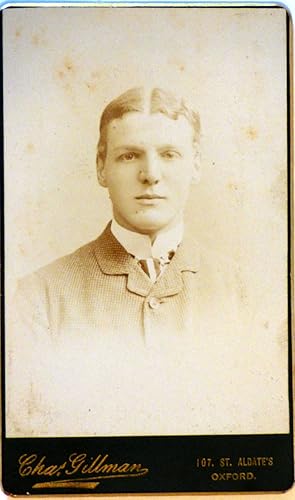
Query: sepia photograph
2,4,293,494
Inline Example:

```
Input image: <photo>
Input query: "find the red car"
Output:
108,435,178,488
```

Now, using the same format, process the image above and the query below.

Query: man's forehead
106,111,195,147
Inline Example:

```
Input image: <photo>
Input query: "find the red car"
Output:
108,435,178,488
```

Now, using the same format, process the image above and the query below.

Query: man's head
96,87,201,238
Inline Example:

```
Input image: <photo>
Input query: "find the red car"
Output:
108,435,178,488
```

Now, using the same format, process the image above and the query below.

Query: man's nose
138,153,161,185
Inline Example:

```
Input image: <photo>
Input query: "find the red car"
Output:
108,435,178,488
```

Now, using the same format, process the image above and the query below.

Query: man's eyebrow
113,145,144,152
113,144,184,152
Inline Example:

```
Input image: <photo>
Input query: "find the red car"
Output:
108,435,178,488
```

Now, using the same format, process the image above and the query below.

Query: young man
7,87,286,437
12,87,207,344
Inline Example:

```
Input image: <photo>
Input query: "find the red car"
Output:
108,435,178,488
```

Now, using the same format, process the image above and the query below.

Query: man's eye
118,152,138,161
161,150,181,160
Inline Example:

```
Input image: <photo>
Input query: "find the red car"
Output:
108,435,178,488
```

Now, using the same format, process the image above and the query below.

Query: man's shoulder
32,240,96,280
20,225,114,291
38,238,99,278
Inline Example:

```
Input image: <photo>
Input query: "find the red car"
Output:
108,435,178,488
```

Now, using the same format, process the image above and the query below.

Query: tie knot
138,251,175,282
159,250,175,265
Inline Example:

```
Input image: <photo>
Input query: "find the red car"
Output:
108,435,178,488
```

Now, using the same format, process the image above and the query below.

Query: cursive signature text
19,453,149,479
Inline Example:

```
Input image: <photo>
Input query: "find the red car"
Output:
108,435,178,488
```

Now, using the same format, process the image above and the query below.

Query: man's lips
135,194,166,200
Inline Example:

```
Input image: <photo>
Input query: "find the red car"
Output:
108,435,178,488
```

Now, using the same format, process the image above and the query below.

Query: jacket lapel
93,222,200,298
152,232,200,297
93,223,153,296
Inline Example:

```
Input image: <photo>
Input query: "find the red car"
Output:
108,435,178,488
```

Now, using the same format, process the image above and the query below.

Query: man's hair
96,87,201,163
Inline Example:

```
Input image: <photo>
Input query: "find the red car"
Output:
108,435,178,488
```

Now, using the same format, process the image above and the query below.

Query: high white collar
111,219,184,260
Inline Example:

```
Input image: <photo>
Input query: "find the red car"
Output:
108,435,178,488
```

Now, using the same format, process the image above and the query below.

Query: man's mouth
135,194,166,200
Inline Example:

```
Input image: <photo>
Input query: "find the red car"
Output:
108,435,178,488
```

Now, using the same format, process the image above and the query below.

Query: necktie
138,251,175,281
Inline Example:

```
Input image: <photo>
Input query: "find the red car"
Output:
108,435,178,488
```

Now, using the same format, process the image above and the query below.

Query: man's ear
97,156,108,187
192,148,201,184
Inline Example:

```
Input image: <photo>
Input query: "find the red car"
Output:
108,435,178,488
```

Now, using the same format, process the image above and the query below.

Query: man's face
98,112,198,237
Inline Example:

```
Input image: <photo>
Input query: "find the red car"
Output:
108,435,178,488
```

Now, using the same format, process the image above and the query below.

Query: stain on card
31,27,47,47
245,126,258,140
15,27,22,39
26,142,35,154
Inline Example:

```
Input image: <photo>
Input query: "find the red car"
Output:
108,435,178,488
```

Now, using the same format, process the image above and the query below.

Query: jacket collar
93,222,200,297
93,222,134,275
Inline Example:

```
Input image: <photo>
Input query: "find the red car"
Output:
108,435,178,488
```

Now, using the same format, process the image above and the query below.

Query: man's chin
127,216,176,236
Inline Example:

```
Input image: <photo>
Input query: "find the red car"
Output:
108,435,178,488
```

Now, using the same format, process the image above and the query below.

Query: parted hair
96,87,201,164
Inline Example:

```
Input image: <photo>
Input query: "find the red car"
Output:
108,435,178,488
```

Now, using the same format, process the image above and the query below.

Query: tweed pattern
14,223,201,345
